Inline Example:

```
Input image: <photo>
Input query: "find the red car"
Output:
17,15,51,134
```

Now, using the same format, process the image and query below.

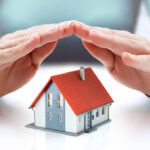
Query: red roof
29,68,113,115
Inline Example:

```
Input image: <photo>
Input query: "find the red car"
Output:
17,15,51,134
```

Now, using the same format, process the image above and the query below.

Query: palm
0,43,53,95
0,38,57,96
0,56,36,95
82,39,150,94
109,54,148,92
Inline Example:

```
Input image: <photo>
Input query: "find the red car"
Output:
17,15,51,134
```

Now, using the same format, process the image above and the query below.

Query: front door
84,111,92,131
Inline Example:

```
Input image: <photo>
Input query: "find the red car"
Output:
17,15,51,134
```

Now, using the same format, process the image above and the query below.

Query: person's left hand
0,21,74,96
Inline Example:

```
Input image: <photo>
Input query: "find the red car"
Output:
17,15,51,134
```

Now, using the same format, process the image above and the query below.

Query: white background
1,2,150,150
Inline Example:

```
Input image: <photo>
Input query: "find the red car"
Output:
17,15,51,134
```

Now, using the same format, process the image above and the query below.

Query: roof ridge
51,67,91,79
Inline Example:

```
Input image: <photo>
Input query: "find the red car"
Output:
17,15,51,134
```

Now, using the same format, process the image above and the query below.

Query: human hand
74,21,150,96
0,21,74,96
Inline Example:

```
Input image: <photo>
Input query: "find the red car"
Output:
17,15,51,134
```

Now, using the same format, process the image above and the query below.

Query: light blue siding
45,82,65,131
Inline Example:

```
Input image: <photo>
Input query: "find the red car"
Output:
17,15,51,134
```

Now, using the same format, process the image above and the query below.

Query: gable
46,81,61,95
29,78,52,108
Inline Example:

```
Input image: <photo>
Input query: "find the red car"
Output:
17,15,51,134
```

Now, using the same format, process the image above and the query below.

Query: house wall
65,101,84,133
76,114,85,132
65,102,110,133
45,82,65,131
91,104,110,127
35,93,46,128
34,80,111,133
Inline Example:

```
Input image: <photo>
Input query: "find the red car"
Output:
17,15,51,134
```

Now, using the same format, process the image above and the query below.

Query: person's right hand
0,21,74,96
74,21,150,96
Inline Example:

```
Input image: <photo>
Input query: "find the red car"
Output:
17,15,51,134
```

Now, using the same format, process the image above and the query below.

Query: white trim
65,102,110,133
65,101,84,133
60,94,64,108
58,114,62,122
47,93,52,107
49,112,52,120
34,94,46,128
91,104,109,127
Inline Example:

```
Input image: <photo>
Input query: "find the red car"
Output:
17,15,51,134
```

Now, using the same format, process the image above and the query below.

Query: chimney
80,67,85,81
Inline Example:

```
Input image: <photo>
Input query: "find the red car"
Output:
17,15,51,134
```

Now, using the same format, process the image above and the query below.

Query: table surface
0,64,150,150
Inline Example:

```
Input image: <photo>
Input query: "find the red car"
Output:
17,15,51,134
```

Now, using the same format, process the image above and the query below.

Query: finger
121,52,150,72
31,41,57,65
0,21,73,51
82,40,114,70
0,24,54,40
0,35,40,64
74,21,91,41
0,36,33,49
1,21,74,40
74,21,143,42
0,24,71,50
73,21,148,42
0,30,57,50
0,21,74,65
73,21,150,55
93,27,148,41
89,29,150,55
26,24,55,31
35,21,74,46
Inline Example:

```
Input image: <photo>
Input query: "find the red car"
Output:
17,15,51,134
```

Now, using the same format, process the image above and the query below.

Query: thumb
121,52,150,72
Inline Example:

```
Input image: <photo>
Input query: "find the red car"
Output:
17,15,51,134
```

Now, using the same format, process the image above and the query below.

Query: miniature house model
28,67,113,135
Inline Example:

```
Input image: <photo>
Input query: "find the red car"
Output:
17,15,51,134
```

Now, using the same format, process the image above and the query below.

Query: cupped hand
0,21,74,96
74,21,150,95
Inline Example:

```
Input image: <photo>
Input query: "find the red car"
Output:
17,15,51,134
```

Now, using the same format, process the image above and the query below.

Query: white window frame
58,114,62,122
58,94,61,108
60,94,64,108
58,94,64,108
96,109,100,117
102,107,105,115
49,112,52,120
47,93,52,107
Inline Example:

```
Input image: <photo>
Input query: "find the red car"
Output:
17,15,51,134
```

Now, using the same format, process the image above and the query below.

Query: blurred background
0,0,150,64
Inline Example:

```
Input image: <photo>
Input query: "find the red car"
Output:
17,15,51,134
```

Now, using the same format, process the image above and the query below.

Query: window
58,94,63,108
49,112,52,120
102,107,105,115
58,114,62,122
92,115,94,120
47,93,52,107
96,109,100,117
58,94,61,108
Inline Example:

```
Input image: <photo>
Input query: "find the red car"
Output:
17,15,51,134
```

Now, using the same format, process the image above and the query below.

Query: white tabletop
0,64,150,150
